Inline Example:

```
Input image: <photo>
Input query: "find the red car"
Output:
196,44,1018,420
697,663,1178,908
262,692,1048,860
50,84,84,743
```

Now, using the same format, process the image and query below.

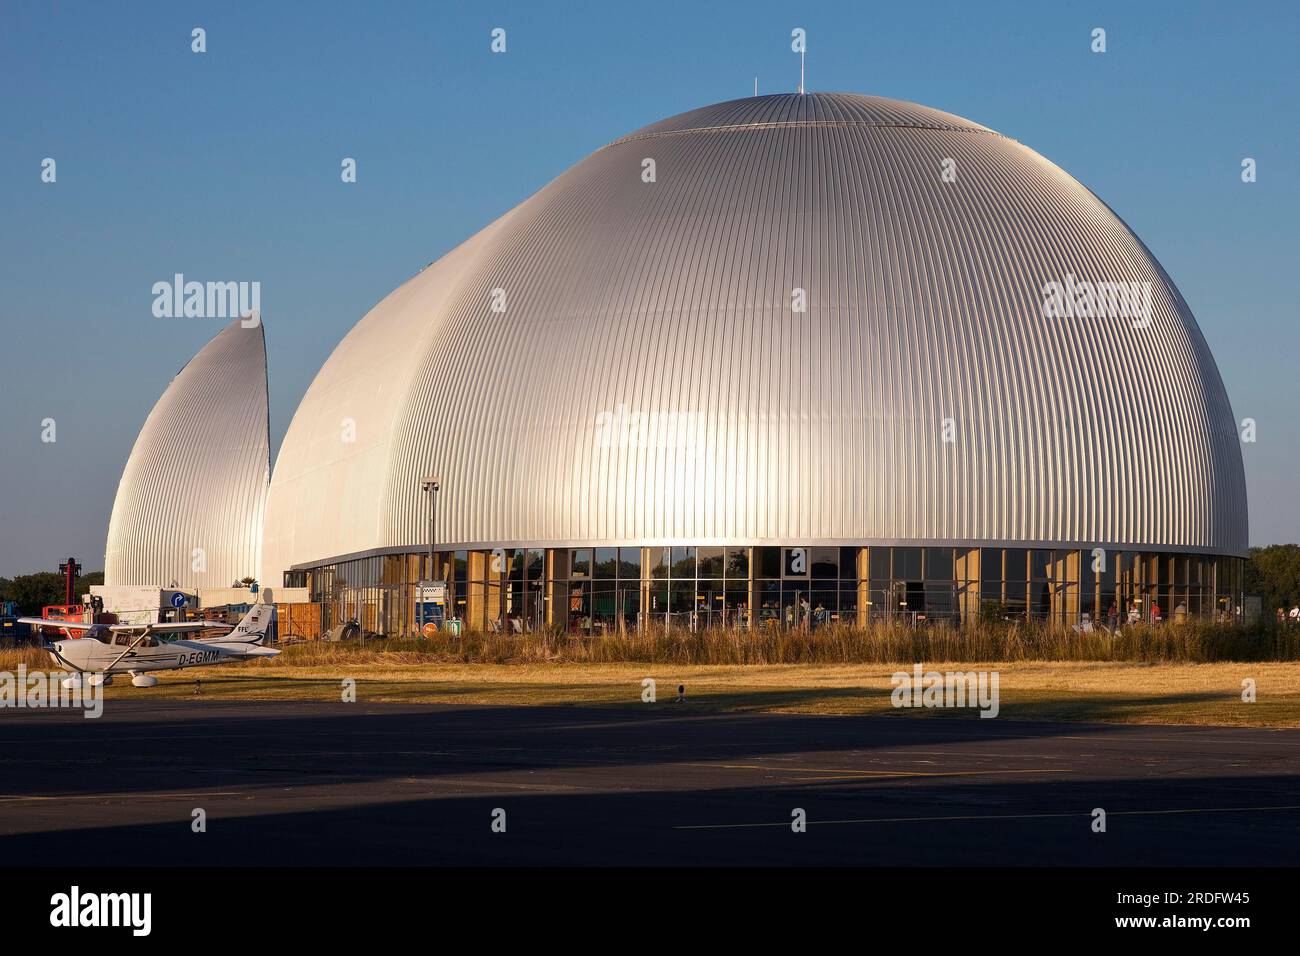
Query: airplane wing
16,617,93,630
109,620,230,634
15,617,231,634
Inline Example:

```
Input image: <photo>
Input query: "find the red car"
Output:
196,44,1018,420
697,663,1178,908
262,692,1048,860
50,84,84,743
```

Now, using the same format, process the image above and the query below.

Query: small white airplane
18,604,279,688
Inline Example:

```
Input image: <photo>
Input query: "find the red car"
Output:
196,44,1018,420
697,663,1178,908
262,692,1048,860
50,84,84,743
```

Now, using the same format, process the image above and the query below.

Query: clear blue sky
1,0,1296,576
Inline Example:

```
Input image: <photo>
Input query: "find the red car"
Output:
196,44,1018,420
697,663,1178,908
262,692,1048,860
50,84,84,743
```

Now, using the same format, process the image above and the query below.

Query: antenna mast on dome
791,28,807,94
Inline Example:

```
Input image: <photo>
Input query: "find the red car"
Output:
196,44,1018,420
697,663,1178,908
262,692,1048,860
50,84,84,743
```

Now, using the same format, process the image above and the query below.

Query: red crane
40,557,87,637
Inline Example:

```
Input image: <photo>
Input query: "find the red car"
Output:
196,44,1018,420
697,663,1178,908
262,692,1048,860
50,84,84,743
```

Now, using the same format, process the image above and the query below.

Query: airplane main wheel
86,673,111,687
130,673,159,688
61,674,84,690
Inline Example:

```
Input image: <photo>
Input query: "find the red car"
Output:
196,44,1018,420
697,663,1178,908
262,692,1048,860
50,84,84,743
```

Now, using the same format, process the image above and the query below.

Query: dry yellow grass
254,620,1300,664
6,628,1296,727
50,658,1300,728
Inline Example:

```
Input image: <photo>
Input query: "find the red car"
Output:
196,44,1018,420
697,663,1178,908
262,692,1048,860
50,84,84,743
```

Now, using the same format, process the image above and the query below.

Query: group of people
1275,605,1300,625
781,598,831,628
1097,599,1188,632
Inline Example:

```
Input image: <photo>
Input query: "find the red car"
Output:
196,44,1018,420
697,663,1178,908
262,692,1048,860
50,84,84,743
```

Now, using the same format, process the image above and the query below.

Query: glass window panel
649,547,670,580
924,582,957,619
670,579,695,613
810,590,836,626
569,549,592,578
726,547,749,580
567,583,591,632
594,548,618,579
505,580,524,617
924,547,954,581
526,549,546,581
781,585,810,627
725,583,749,626
671,546,696,579
1002,580,1026,617
618,548,642,579
840,547,860,581
504,549,524,580
980,577,1002,605
697,580,724,600
869,547,890,580
811,547,838,579
648,583,669,615
757,580,781,621
864,582,890,619
591,584,618,624
1080,555,1097,617
838,587,858,618
894,547,922,581
698,581,725,620
1030,549,1052,581
1029,580,1051,617
1004,549,1027,584
698,547,725,578
618,586,639,625
980,547,1002,583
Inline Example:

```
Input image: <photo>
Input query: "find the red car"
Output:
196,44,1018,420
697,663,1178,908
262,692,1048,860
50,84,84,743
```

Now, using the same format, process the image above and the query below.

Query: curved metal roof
262,93,1247,583
105,319,269,587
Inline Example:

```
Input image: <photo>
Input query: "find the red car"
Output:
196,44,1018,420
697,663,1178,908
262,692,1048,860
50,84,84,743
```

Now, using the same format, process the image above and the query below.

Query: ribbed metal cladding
105,319,269,587
262,93,1247,584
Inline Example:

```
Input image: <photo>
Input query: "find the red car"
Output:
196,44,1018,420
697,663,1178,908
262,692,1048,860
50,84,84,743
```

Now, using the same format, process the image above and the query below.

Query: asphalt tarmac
2,698,1298,866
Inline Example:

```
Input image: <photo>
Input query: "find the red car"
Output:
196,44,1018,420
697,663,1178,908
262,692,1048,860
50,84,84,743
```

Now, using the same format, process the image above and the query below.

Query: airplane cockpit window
85,625,111,641
111,632,157,648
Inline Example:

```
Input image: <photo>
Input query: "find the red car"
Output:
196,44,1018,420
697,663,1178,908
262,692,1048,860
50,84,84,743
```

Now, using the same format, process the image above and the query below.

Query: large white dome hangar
118,93,1250,634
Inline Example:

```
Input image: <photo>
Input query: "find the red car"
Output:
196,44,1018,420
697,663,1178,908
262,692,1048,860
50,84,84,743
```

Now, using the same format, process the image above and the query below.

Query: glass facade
287,545,1246,637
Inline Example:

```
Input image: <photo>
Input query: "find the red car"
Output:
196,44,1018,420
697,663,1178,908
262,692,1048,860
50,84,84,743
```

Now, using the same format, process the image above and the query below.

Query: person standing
1106,601,1119,632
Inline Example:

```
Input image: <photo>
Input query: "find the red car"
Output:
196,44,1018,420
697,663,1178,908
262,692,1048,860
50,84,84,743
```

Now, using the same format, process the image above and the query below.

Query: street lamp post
420,476,441,577
419,477,441,634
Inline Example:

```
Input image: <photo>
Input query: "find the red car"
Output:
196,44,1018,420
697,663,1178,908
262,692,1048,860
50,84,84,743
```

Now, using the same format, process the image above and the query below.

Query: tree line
1245,544,1300,614
0,570,105,615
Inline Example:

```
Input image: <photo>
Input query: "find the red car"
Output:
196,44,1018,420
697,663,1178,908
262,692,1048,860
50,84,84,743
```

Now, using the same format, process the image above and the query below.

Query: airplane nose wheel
130,673,159,688
61,674,83,690
86,673,112,687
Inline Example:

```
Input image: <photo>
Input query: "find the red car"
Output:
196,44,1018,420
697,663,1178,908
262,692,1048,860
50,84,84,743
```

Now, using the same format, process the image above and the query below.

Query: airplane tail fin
215,603,274,645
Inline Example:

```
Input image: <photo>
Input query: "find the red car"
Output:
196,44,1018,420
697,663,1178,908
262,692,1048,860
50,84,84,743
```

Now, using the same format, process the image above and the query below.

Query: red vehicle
39,604,87,639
